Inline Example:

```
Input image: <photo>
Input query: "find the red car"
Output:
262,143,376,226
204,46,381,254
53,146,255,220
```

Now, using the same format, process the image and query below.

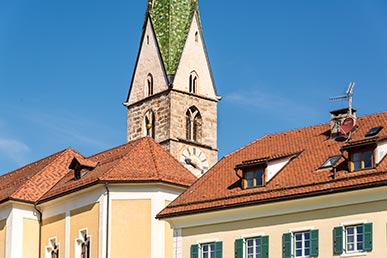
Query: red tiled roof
0,137,196,203
0,148,83,203
40,137,196,201
158,111,387,218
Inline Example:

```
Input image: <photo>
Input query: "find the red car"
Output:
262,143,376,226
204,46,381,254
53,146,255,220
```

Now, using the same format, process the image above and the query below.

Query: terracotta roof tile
40,137,196,201
158,111,387,218
0,137,196,203
0,148,82,203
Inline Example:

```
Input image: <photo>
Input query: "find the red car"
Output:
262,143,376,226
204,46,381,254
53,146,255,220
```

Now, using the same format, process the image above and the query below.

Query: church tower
124,0,220,177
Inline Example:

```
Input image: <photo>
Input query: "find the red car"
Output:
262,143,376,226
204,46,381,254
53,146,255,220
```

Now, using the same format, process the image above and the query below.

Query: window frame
201,242,215,258
145,73,153,97
333,222,372,255
349,148,374,171
242,167,265,189
186,106,202,142
293,231,311,258
191,241,222,258
344,224,364,254
189,71,199,94
45,237,60,258
283,229,318,258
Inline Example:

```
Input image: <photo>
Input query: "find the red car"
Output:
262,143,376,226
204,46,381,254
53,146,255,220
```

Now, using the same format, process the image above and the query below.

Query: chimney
330,107,356,138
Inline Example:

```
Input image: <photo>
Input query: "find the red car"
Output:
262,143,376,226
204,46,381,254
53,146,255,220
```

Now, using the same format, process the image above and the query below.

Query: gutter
104,183,110,258
33,202,43,258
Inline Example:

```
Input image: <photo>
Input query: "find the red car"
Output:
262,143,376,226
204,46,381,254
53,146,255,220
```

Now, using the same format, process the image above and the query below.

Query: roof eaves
158,172,387,219
10,148,79,202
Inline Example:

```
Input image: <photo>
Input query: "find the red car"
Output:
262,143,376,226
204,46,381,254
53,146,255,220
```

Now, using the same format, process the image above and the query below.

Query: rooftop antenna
329,82,355,116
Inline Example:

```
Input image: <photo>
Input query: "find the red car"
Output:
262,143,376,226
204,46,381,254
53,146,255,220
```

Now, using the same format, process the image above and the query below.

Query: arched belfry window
144,110,155,138
189,71,198,94
146,73,153,97
186,106,202,142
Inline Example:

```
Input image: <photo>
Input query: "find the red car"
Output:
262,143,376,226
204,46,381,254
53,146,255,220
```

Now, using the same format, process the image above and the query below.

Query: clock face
180,147,209,177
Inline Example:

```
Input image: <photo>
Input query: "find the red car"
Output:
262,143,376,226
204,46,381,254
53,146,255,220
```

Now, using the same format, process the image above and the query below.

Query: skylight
365,126,383,137
320,155,341,169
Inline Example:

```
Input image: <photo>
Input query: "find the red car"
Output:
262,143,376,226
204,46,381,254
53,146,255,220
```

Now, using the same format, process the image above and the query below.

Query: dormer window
69,157,97,180
243,168,264,189
350,149,374,171
236,152,299,190
342,139,377,172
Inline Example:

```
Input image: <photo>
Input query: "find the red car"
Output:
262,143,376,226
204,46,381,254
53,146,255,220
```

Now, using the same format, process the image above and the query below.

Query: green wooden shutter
310,229,319,257
333,226,343,255
215,241,223,258
191,244,199,258
234,239,244,258
261,235,269,258
363,223,373,251
282,233,292,258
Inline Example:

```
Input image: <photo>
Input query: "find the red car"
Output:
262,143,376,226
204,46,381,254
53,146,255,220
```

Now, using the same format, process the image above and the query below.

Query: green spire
148,0,199,75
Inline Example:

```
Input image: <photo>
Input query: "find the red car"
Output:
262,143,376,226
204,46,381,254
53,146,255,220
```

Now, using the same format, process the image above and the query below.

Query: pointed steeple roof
147,0,200,75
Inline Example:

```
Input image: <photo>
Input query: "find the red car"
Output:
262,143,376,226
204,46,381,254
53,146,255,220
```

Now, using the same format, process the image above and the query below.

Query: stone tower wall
127,92,171,144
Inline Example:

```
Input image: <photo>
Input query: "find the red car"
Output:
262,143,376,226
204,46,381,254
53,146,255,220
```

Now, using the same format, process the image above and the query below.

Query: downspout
34,202,42,258
104,183,110,258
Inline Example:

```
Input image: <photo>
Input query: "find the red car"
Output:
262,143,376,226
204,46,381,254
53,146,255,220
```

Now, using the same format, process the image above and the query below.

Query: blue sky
1,0,386,174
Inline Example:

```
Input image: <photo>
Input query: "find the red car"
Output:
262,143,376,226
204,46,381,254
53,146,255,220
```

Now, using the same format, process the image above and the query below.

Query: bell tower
124,0,220,177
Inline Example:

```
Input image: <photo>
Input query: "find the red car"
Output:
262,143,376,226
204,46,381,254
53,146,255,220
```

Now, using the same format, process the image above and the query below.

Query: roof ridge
11,148,81,201
97,139,143,180
86,139,142,159
147,138,161,179
223,112,387,160
0,148,70,179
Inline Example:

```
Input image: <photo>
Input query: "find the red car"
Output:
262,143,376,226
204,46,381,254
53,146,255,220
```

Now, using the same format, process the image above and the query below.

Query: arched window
144,110,155,138
76,230,90,258
45,238,59,258
146,35,150,45
189,71,198,94
186,106,202,142
146,74,153,96
195,31,199,42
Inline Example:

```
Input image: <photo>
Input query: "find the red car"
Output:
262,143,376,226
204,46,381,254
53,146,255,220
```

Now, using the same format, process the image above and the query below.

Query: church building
0,1,217,258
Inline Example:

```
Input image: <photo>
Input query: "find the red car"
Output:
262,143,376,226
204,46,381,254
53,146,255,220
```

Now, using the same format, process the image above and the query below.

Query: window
243,168,264,189
333,223,372,255
195,31,199,42
235,236,269,258
76,229,90,258
144,110,155,138
350,150,373,171
45,238,59,258
320,155,341,169
146,73,153,96
189,71,198,93
282,230,318,258
294,232,310,257
191,241,223,258
186,106,202,142
365,126,383,137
